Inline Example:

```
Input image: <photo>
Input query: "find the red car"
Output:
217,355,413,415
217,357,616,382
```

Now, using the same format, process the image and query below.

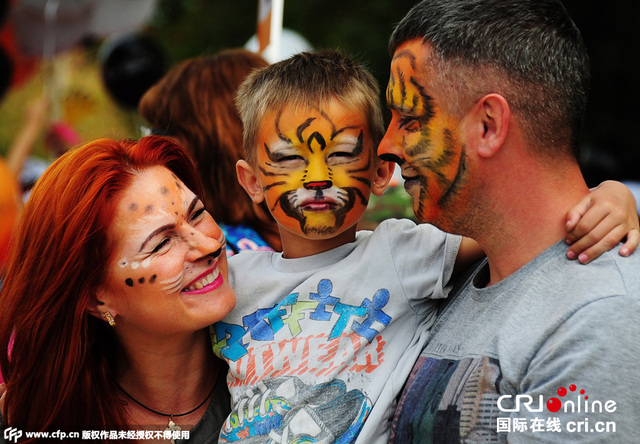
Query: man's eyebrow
140,223,175,252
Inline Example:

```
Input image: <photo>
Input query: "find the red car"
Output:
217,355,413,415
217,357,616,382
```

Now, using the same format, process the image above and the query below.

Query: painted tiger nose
304,180,332,190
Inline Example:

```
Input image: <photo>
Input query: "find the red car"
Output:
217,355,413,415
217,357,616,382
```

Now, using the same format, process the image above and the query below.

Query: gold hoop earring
102,311,116,327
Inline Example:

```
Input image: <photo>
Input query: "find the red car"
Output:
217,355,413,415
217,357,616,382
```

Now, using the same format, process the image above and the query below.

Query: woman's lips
182,266,222,294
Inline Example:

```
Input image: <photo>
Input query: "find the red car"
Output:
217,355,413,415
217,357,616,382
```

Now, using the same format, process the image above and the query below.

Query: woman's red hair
0,136,202,440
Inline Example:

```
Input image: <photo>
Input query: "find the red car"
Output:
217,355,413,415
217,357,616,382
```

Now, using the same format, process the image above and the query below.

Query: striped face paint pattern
256,101,377,239
383,39,467,224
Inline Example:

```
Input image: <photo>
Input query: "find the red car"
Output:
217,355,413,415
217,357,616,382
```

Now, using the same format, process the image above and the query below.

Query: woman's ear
371,159,395,197
236,160,265,204
87,289,119,324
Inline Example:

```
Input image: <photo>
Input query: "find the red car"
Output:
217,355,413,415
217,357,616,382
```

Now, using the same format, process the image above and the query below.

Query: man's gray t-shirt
391,240,640,443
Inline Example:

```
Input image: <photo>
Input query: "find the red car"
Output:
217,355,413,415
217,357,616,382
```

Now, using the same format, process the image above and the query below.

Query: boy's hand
565,180,640,264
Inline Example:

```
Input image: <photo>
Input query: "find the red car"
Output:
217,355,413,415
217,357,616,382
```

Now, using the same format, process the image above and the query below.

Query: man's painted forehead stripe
388,50,415,106
388,49,433,118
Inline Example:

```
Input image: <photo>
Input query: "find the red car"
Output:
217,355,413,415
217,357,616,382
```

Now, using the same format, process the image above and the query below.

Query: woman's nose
185,224,223,261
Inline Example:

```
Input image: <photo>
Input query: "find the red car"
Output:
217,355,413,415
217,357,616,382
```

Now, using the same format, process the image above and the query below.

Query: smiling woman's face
100,166,235,335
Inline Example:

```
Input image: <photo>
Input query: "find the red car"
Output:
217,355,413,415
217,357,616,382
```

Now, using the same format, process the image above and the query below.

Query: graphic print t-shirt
390,242,640,443
211,219,461,443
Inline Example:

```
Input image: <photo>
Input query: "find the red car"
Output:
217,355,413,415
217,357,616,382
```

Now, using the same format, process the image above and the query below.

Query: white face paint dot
118,259,129,268
141,258,151,269
131,262,140,270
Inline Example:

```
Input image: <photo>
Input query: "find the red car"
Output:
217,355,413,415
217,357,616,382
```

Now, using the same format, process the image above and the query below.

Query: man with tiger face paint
211,49,637,444
380,43,465,228
380,1,640,443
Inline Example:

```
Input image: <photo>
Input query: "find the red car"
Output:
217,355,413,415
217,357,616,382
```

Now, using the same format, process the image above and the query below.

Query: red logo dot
547,397,562,413
569,384,577,391
557,387,567,397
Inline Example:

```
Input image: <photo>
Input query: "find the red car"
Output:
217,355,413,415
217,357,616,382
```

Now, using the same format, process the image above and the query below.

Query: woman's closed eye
189,207,207,224
151,237,171,254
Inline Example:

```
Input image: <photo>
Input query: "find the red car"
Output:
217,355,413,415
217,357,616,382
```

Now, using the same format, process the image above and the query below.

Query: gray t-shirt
211,218,461,443
390,240,640,443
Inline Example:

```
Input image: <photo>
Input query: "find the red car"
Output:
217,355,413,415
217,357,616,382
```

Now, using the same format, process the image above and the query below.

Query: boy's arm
454,180,640,275
565,180,640,264
453,237,485,277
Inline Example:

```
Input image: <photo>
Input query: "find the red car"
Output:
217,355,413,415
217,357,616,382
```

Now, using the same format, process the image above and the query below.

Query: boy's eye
278,155,304,162
329,151,354,158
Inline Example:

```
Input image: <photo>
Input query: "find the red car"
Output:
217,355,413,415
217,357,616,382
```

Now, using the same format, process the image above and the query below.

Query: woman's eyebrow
139,196,200,252
187,195,200,215
140,224,175,252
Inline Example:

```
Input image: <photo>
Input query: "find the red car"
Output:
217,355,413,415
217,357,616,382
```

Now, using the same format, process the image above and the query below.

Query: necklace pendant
166,419,181,444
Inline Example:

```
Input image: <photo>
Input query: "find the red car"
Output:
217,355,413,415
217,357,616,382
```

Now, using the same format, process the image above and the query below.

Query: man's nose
377,132,405,165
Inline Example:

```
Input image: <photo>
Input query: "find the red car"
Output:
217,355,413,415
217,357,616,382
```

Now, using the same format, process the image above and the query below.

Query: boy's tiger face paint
379,39,467,226
256,100,376,239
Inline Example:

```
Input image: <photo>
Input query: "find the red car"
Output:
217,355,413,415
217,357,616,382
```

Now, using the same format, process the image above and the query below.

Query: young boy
211,50,638,443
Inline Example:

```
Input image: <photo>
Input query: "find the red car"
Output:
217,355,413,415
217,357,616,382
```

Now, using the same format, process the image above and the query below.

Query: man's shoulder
542,246,640,300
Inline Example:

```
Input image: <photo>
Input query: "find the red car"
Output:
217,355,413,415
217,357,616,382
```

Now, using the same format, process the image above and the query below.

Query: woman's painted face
254,100,378,240
102,166,235,334
378,39,467,225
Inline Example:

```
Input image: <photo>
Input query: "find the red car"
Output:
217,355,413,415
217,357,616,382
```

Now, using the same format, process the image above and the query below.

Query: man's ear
466,93,510,159
236,160,265,204
371,158,395,197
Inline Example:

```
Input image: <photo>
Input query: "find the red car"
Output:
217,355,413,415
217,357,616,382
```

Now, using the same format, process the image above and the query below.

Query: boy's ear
371,158,395,197
236,159,265,203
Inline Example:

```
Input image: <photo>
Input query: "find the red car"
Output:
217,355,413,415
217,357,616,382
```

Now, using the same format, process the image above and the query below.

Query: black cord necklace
115,379,215,440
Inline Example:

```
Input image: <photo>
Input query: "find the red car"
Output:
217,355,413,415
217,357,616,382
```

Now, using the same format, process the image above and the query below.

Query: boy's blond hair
235,49,385,165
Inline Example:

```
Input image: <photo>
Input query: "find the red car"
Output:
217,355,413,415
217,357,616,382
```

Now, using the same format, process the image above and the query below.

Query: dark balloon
0,0,7,27
0,45,12,101
100,34,166,109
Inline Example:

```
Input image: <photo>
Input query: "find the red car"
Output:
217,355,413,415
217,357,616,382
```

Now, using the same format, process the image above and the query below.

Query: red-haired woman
0,136,235,443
